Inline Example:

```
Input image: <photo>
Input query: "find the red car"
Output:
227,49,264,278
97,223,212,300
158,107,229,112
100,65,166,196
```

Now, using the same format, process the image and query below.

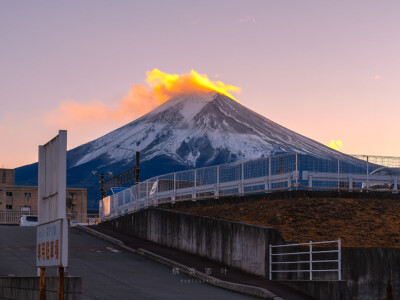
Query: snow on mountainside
16,92,361,209
69,92,348,169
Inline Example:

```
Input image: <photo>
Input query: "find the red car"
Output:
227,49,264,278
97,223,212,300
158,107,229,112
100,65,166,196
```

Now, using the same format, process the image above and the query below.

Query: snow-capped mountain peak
17,92,364,209
68,92,348,170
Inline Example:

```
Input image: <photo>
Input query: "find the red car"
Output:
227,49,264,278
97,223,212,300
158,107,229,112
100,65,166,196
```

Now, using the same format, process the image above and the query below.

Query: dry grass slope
174,197,400,248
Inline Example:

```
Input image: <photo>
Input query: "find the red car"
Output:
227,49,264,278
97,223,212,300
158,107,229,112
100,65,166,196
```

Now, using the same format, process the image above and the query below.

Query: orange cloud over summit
46,69,241,129
147,69,240,102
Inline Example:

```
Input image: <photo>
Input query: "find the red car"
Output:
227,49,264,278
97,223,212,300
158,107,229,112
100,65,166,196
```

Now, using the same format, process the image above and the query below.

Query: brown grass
173,197,400,248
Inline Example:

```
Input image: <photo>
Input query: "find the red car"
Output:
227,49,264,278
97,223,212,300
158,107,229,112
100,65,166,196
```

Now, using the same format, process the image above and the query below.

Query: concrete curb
75,225,126,248
76,225,283,300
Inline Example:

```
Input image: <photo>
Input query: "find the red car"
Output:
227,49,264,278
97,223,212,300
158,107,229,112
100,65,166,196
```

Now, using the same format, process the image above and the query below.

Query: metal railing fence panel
0,211,37,224
196,166,217,186
0,211,99,225
269,239,341,281
99,153,400,222
219,163,242,183
351,155,400,168
243,158,268,180
157,174,175,192
175,170,195,189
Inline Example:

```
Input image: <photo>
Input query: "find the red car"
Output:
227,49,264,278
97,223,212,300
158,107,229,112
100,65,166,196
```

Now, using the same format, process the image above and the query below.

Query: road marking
106,247,121,253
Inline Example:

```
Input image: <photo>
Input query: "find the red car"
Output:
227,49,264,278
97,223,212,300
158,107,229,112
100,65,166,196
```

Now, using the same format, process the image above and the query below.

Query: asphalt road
0,225,257,300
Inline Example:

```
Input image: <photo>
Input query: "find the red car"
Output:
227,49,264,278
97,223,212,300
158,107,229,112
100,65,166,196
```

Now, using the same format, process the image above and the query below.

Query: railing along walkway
269,239,341,281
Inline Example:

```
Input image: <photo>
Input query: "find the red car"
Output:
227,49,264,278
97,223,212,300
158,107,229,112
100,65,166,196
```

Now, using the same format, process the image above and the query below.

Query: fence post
337,159,340,191
338,239,342,280
269,244,272,280
193,170,197,200
366,156,369,192
268,156,272,190
241,162,244,194
309,241,313,280
135,185,138,206
264,158,268,192
173,173,176,202
295,153,298,189
156,176,159,195
349,176,353,192
216,166,220,197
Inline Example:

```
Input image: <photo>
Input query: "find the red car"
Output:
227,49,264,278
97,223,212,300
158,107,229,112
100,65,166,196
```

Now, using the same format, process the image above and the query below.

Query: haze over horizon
1,0,399,168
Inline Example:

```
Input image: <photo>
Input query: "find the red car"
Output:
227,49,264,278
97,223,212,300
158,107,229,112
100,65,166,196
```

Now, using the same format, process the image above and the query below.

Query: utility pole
92,171,111,199
94,151,140,199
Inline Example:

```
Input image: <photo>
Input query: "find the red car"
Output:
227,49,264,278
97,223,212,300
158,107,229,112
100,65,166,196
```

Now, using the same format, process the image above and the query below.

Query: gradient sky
1,0,399,168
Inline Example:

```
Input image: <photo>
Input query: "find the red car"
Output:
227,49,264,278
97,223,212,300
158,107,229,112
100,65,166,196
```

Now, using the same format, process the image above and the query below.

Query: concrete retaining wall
102,208,400,300
278,281,351,300
0,276,82,300
342,248,400,300
102,207,285,276
281,248,400,299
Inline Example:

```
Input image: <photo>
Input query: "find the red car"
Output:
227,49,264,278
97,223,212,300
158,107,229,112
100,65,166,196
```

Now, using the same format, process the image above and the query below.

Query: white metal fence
0,211,98,225
99,153,400,221
351,154,400,168
269,239,341,281
66,213,99,225
0,211,35,225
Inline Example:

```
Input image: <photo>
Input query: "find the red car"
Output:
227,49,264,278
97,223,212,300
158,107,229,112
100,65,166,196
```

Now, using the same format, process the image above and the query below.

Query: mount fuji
16,92,357,208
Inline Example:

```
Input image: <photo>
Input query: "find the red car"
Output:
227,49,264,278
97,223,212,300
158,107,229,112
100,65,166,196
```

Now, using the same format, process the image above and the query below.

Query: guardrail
99,153,400,222
269,239,341,281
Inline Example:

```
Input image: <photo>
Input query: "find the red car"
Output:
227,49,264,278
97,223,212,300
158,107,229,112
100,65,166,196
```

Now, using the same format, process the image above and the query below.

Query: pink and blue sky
1,0,399,168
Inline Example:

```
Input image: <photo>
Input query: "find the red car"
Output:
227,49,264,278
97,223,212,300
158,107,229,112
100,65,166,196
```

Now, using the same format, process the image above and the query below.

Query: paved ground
0,225,257,299
91,225,312,300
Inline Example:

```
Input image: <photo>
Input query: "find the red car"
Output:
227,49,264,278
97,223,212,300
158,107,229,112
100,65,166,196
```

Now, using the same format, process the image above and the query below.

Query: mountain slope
16,92,358,209
69,92,347,169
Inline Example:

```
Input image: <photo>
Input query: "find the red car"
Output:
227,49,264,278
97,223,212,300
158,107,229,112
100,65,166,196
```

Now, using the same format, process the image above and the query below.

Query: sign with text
37,130,68,268
36,219,68,267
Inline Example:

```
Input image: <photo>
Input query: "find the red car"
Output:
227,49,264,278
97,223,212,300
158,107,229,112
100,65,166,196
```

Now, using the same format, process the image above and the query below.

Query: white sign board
36,219,68,267
37,130,68,268
38,130,67,224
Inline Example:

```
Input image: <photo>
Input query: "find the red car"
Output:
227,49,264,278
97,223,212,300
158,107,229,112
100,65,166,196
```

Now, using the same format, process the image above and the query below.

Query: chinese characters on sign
37,240,59,262
36,219,64,267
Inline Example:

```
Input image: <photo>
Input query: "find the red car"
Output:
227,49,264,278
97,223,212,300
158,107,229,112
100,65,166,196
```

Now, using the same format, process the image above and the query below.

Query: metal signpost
36,130,68,300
